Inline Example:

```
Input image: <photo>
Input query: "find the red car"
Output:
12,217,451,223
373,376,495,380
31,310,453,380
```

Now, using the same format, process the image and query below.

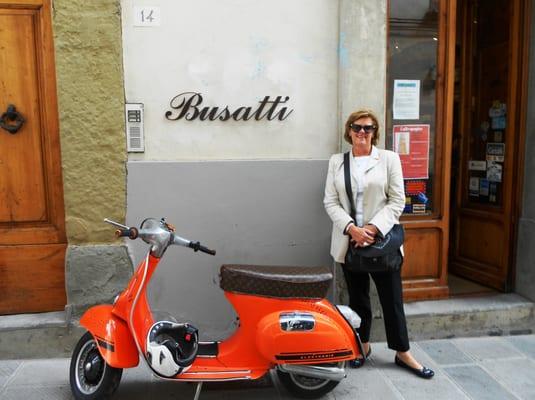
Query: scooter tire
276,364,341,399
70,331,123,400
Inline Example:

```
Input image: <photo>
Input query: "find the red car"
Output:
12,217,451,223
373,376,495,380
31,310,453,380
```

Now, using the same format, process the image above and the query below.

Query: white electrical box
125,103,144,152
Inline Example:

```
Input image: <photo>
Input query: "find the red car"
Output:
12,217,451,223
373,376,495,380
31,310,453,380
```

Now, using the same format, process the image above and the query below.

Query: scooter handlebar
115,227,138,239
172,234,216,256
189,241,216,256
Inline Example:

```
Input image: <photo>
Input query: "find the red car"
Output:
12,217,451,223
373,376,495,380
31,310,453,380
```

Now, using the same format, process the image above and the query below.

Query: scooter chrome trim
181,370,252,376
280,312,315,331
277,364,346,381
160,376,253,382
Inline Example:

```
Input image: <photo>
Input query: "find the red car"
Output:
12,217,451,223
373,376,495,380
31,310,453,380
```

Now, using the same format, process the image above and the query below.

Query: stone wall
52,0,132,310
53,0,126,244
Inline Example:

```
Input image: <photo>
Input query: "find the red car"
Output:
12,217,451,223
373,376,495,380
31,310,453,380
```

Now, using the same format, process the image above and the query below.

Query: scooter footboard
80,304,139,368
256,308,358,364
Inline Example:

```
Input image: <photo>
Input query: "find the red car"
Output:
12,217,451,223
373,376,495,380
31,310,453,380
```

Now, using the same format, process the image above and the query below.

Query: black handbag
343,152,404,273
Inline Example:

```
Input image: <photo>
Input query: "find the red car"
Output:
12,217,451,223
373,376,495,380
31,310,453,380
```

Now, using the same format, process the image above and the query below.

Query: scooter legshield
80,304,139,368
256,307,358,364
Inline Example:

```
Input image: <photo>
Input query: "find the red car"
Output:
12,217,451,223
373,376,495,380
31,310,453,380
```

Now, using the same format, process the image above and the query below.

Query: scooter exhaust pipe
278,364,347,381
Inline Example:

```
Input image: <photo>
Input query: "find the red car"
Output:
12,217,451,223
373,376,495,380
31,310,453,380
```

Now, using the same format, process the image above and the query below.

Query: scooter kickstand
193,382,203,400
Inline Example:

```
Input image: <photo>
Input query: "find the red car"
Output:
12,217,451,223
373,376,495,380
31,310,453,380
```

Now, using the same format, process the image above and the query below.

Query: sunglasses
350,124,376,134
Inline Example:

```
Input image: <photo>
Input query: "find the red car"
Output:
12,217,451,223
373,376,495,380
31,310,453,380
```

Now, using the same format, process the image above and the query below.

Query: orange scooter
69,218,364,399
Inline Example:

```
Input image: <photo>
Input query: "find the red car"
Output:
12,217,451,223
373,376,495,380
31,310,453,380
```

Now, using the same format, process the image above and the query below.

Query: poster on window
393,124,430,179
393,80,420,120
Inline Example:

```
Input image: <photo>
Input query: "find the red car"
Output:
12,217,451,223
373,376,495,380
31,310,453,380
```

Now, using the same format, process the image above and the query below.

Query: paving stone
115,379,195,399
8,359,70,387
505,335,535,359
335,367,402,400
1,385,72,400
388,370,470,400
417,339,473,365
368,341,441,377
0,360,21,388
116,379,282,400
452,336,524,361
444,365,518,400
2,336,535,400
481,357,535,400
369,342,468,400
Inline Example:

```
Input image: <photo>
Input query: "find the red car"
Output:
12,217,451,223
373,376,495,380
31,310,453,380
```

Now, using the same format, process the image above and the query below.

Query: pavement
1,334,534,400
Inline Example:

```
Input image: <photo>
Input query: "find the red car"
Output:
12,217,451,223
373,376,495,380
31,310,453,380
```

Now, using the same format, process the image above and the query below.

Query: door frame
508,0,532,290
399,0,456,301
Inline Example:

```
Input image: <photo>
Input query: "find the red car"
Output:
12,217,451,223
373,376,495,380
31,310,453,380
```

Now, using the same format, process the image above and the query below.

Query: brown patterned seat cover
219,264,333,299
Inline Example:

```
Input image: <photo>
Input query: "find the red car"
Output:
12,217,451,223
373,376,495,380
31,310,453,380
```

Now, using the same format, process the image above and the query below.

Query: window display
386,0,439,215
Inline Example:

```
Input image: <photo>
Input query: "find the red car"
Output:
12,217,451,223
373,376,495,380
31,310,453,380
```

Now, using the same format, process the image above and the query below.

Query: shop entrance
449,0,528,292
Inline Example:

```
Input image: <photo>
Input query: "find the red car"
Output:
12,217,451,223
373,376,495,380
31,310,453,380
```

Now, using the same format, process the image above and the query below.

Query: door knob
0,104,25,134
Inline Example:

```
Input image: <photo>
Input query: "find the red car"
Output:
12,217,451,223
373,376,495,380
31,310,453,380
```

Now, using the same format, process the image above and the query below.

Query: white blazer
323,146,405,263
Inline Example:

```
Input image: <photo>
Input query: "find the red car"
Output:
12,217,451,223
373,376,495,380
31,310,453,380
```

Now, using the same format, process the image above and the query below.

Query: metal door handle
0,104,25,134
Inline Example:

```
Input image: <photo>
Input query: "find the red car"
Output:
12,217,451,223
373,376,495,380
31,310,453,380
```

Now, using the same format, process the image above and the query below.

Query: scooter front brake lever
104,218,130,230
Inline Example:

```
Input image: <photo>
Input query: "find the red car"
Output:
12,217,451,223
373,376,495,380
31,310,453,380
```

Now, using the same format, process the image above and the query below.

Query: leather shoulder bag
343,152,404,273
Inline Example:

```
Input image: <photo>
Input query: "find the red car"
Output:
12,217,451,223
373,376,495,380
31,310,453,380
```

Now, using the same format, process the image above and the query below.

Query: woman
323,109,434,379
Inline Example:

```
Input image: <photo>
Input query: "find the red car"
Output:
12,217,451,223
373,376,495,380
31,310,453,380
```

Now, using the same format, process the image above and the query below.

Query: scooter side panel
256,309,357,364
219,293,359,368
80,304,139,368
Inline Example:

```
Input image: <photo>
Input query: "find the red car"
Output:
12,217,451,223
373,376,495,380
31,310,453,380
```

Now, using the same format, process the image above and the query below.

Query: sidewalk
1,335,534,400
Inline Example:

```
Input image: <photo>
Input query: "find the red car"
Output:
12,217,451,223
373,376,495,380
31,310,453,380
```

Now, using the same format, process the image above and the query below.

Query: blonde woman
323,109,433,379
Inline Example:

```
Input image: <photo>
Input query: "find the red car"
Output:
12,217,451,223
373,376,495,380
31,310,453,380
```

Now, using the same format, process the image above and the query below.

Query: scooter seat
219,264,333,299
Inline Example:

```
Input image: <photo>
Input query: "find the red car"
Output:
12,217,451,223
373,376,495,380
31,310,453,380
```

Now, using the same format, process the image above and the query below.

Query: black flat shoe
349,347,371,369
394,356,434,379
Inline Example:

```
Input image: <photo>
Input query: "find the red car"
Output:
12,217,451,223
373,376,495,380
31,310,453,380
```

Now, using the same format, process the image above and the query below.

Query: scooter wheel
70,331,123,400
276,362,343,399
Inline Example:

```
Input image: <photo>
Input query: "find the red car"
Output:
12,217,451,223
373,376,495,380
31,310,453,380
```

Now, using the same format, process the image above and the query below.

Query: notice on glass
393,124,430,179
393,80,420,120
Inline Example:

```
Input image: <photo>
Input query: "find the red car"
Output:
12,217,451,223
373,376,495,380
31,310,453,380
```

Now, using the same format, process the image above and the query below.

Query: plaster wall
121,0,340,160
122,0,389,331
339,0,388,150
127,160,333,339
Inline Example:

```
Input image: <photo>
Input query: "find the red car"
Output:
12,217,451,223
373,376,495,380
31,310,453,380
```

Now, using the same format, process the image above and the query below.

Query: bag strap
343,152,357,222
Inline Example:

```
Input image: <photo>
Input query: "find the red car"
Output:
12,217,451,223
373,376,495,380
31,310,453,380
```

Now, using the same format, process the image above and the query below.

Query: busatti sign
165,92,294,122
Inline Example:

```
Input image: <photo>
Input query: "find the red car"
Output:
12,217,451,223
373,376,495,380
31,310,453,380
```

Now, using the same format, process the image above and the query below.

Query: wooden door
0,0,67,314
450,0,528,290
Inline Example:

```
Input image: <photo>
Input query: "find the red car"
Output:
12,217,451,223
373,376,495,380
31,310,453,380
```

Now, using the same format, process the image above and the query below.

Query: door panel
0,245,66,314
0,1,67,314
450,0,525,291
0,12,48,224
402,228,442,280
457,214,504,267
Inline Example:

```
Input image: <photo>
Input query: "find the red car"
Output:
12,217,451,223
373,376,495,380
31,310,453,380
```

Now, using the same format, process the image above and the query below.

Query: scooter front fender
80,304,139,368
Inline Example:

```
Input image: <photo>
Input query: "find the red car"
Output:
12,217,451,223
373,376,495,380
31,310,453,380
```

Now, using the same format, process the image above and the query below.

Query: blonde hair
343,109,380,146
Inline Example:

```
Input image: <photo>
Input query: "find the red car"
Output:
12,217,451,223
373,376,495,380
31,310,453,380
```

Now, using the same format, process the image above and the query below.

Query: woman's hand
347,224,377,247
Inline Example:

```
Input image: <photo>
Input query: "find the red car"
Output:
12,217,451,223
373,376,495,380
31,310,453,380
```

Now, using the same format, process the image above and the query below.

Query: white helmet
146,321,199,378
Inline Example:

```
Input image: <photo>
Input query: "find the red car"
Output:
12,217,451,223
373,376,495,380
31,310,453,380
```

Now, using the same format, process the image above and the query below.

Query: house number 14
134,7,161,26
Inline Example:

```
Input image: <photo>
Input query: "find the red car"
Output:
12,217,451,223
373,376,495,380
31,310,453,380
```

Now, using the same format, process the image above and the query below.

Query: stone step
0,311,84,360
372,293,535,341
1,293,533,360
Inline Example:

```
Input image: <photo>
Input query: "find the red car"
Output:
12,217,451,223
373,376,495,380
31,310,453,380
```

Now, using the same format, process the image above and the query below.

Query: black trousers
342,265,410,352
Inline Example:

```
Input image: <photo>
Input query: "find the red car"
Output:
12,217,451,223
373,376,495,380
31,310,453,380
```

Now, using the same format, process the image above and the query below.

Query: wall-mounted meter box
125,103,144,152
